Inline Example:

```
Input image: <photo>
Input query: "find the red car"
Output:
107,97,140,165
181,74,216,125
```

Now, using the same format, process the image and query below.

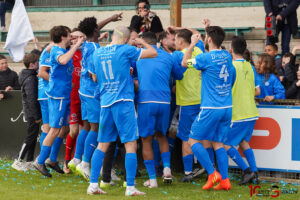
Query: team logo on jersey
265,82,270,86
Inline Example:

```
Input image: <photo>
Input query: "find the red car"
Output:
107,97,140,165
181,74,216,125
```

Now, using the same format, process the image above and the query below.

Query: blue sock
49,137,63,163
82,131,98,163
244,148,257,172
167,136,175,152
90,148,105,183
40,132,47,149
74,129,89,160
215,148,228,179
206,147,215,164
38,145,51,165
144,160,156,179
125,153,137,187
152,139,161,167
182,154,193,173
227,147,248,171
191,143,215,175
161,151,171,168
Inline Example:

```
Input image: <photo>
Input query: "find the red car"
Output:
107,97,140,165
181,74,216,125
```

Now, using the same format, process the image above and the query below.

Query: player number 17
101,60,114,80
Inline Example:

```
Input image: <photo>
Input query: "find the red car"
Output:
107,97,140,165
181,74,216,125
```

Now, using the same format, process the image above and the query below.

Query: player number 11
101,60,114,80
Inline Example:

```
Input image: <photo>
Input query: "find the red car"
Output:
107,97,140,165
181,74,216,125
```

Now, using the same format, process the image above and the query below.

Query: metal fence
24,0,259,7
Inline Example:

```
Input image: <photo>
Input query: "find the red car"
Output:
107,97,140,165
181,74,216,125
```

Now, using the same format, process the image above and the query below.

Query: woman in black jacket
129,0,163,37
286,66,300,99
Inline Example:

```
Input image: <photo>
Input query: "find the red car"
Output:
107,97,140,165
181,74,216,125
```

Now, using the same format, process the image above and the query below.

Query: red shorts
70,89,82,125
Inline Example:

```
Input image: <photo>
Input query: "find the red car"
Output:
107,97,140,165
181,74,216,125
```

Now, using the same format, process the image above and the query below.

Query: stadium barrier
1,91,300,178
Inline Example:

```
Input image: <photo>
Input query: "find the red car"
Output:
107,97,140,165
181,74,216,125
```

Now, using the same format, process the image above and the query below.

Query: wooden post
170,0,182,27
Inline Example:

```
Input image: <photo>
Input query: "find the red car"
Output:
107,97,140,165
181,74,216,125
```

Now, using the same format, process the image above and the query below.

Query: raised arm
134,38,158,59
97,13,123,31
58,37,84,65
181,34,201,68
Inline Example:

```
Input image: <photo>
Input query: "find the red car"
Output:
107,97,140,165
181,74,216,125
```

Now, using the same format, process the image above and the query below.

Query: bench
196,27,254,37
0,30,114,42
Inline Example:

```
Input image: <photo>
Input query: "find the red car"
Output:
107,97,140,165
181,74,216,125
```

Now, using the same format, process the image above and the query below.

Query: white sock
73,158,81,164
90,183,98,188
163,167,171,175
127,186,135,190
185,171,192,175
150,179,157,186
81,161,90,168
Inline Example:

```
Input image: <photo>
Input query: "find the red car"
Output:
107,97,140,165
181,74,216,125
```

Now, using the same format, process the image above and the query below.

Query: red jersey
72,50,82,90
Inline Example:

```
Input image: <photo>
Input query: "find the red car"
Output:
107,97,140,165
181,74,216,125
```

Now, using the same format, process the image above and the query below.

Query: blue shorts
39,99,49,124
98,101,138,144
48,98,70,128
224,119,257,146
137,103,170,138
85,96,100,124
190,108,232,142
79,94,88,121
177,104,200,142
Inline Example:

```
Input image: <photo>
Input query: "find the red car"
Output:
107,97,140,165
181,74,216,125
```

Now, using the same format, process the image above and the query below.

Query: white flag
4,0,34,62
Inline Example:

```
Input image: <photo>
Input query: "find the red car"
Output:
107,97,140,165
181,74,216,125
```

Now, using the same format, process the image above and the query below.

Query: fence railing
24,0,260,7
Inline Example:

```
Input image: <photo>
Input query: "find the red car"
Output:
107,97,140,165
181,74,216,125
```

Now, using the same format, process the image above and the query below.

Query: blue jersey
93,44,142,107
79,41,100,97
190,49,235,108
46,45,73,99
38,48,51,100
256,73,285,99
136,46,179,103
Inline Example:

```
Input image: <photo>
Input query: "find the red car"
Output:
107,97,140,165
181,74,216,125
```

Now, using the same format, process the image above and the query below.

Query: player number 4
101,60,114,80
219,64,229,82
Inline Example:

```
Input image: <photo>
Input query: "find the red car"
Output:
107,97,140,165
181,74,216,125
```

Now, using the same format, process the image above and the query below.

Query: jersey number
219,65,229,82
101,60,114,80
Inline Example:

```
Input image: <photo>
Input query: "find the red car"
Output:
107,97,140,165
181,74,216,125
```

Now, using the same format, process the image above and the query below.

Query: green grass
0,159,299,200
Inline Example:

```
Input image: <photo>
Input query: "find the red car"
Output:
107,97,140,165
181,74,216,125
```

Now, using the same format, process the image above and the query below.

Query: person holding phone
130,0,163,36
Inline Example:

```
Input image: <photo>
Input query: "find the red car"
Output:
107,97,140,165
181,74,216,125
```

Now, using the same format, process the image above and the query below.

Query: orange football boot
202,170,221,190
213,178,231,190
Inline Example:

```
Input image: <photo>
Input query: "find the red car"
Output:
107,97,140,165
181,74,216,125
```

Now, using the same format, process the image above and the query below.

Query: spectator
0,0,14,31
256,53,285,103
264,0,300,56
243,48,255,66
281,45,300,89
285,66,300,99
130,0,163,37
265,43,282,76
280,52,293,87
11,53,41,171
0,54,20,100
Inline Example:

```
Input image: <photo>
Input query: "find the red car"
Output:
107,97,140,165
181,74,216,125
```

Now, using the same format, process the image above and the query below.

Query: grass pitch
0,159,299,200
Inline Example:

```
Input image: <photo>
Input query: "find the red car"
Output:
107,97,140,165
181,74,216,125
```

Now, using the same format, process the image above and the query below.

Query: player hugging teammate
29,16,260,196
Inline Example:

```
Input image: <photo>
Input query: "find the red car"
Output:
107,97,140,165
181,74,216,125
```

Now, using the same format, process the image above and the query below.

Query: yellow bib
232,60,259,121
176,47,203,106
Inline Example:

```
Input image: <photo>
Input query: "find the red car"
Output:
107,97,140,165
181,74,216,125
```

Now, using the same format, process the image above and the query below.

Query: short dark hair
78,17,98,38
31,49,42,57
267,43,278,52
175,29,192,44
0,55,6,60
141,31,157,45
50,25,71,43
283,52,293,58
136,0,150,11
23,53,39,69
205,26,225,48
231,36,247,55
